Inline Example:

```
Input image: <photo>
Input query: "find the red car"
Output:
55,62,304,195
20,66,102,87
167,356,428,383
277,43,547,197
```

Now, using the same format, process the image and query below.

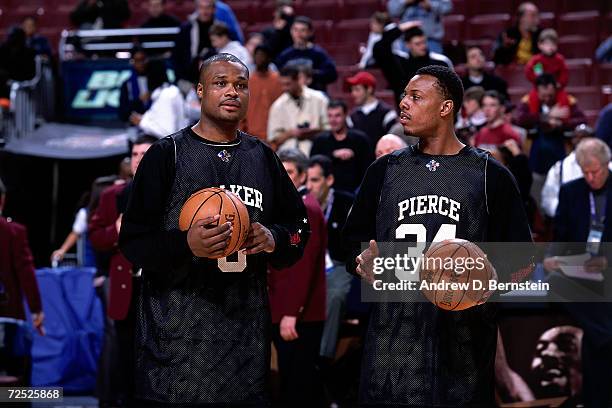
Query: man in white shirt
267,64,329,155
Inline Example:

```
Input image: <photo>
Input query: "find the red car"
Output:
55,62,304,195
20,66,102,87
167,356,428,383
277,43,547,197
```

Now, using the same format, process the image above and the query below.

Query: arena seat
466,14,510,41
227,1,252,26
507,86,530,106
558,35,598,59
566,58,594,87
567,86,602,111
538,12,556,29
495,64,531,88
560,0,606,13
467,0,513,16
558,11,600,38
249,1,276,23
312,19,334,44
295,0,340,21
341,0,384,20
600,64,612,86
443,15,465,42
326,44,360,66
245,22,268,38
335,19,371,44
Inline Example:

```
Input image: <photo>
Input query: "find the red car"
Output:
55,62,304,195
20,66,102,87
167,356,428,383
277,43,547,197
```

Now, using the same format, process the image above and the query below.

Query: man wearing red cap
346,71,397,149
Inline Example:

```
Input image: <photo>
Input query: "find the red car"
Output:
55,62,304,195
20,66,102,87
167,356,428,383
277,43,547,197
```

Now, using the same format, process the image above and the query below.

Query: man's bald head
376,134,407,158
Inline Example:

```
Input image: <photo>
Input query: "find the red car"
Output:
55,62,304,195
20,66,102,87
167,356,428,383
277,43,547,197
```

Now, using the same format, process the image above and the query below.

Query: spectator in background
455,86,487,144
173,0,244,83
209,22,252,68
245,33,264,60
21,16,52,59
119,46,149,123
311,100,373,193
358,12,391,69
525,29,568,89
493,139,534,222
268,65,329,154
514,74,586,181
89,135,156,407
130,59,186,138
346,71,397,148
595,35,612,63
461,46,508,98
305,156,355,365
474,90,522,150
387,0,452,54
0,177,44,386
375,133,407,159
595,103,612,149
262,3,295,61
140,0,180,28
541,126,608,218
493,2,541,65
275,16,338,93
242,45,283,140
70,0,130,29
0,27,36,99
271,148,327,408
373,22,451,104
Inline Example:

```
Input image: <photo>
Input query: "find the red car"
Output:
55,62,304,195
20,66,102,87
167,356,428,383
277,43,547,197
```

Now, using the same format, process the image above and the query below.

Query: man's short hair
278,148,309,174
464,86,485,104
371,11,390,26
199,53,249,82
576,138,611,167
517,2,537,17
279,65,300,79
535,73,557,88
415,65,464,119
254,44,272,57
404,26,425,42
209,22,230,38
309,155,333,177
292,16,312,30
134,134,158,146
483,89,505,105
328,100,347,114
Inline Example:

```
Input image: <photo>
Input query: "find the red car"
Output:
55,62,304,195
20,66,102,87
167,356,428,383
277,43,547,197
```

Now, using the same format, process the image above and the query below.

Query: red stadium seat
312,20,334,44
507,86,530,106
539,12,556,29
495,64,531,88
567,86,602,111
341,0,384,20
451,0,467,17
336,19,371,44
467,0,513,16
558,11,600,38
466,14,510,41
227,1,252,26
560,0,605,13
375,90,396,109
249,1,276,23
600,64,612,86
443,15,465,42
295,0,340,22
326,44,360,66
245,22,268,38
531,0,559,13
558,35,598,59
565,58,594,87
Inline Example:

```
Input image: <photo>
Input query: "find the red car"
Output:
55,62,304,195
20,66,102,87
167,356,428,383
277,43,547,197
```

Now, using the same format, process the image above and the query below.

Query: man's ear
440,100,454,118
196,82,204,99
327,174,335,187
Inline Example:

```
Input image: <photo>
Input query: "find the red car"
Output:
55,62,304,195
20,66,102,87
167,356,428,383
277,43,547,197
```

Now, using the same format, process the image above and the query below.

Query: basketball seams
187,191,223,230
225,193,243,255
432,243,467,309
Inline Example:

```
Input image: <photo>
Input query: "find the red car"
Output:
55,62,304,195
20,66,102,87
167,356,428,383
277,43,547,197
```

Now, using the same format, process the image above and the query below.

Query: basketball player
343,65,534,406
118,53,309,405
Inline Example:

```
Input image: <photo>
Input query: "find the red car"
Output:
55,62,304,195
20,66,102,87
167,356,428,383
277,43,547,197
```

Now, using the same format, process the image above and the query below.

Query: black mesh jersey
119,127,308,405
344,144,533,407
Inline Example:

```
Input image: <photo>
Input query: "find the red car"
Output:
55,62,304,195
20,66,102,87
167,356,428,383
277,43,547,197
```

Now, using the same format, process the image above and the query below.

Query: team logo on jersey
426,159,440,172
217,149,232,162
289,232,301,246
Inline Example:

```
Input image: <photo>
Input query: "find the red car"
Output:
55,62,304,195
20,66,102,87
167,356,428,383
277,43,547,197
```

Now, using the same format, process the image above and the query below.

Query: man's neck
321,189,333,211
468,68,483,78
192,118,239,143
294,42,310,50
418,128,464,155
333,127,347,141
487,117,504,129
256,66,270,74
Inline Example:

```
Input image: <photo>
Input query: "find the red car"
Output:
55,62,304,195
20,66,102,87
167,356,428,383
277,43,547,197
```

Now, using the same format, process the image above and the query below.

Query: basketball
178,187,250,259
419,239,494,311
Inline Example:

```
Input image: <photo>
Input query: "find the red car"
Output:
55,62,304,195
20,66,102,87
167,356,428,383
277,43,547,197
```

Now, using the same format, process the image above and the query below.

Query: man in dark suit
88,135,155,406
306,155,355,361
543,138,612,407
0,177,44,385
270,148,327,407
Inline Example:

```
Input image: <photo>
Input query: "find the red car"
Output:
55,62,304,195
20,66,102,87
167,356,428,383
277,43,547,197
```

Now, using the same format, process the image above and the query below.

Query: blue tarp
31,267,103,393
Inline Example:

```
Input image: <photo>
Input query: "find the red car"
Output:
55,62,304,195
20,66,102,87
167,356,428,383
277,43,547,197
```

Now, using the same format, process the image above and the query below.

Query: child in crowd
525,29,568,89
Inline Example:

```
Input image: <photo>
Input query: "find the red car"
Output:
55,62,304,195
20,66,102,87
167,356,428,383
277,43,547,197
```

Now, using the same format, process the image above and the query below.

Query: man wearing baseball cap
346,71,397,149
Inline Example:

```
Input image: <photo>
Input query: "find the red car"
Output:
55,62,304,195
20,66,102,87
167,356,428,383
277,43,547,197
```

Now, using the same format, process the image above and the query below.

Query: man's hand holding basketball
187,215,233,258
356,240,379,284
242,223,275,255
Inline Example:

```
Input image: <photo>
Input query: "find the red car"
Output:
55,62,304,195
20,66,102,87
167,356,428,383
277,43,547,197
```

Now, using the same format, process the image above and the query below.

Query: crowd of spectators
1,0,612,406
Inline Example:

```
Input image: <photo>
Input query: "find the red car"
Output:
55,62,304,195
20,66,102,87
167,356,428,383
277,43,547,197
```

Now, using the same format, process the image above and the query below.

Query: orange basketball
419,239,494,311
178,187,250,259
